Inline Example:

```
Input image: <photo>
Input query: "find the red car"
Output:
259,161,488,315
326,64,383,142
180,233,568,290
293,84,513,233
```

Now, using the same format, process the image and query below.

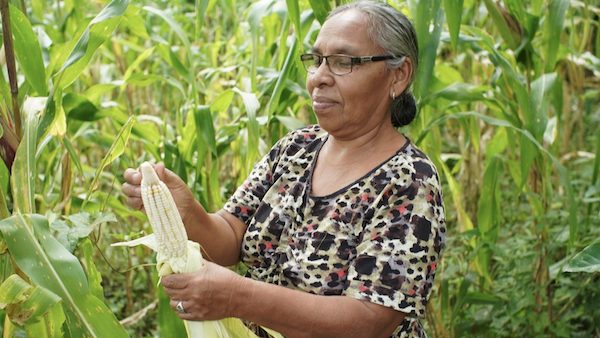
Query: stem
0,0,22,140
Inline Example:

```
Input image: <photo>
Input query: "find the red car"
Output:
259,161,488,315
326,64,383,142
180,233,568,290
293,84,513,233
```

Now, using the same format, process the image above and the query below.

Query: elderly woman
123,1,445,337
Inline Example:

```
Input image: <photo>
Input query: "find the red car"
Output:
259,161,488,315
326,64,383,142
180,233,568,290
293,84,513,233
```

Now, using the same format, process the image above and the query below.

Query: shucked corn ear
113,162,283,338
139,162,199,277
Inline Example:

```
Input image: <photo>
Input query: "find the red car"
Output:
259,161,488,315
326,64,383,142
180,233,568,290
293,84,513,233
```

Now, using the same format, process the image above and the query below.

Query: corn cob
139,162,199,277
114,162,283,338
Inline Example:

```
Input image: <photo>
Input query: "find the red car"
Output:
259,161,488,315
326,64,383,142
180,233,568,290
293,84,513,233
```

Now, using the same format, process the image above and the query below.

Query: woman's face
306,10,397,138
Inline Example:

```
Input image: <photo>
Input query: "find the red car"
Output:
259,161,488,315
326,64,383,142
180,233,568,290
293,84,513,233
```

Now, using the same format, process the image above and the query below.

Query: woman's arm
162,262,405,338
122,164,246,266
181,202,247,266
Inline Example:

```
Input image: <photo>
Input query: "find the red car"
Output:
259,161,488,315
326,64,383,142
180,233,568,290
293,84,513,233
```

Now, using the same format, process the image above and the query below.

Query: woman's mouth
312,96,338,111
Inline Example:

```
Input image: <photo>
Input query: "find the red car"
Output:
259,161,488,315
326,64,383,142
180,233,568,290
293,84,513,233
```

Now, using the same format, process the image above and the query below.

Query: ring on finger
175,301,186,313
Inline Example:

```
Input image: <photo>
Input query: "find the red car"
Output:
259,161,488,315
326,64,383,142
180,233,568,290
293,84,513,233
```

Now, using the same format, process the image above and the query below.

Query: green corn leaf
122,46,156,87
194,105,217,157
195,0,211,37
142,6,191,54
476,156,502,278
308,0,331,25
62,137,83,176
463,292,503,305
84,116,135,207
56,0,129,89
544,0,569,72
530,73,557,140
285,0,302,43
482,0,520,49
0,214,127,337
422,83,490,104
11,97,44,214
158,287,186,337
418,111,578,247
266,39,298,120
412,0,443,102
78,239,105,301
442,0,463,49
234,88,261,172
563,240,600,273
9,4,47,95
0,274,62,326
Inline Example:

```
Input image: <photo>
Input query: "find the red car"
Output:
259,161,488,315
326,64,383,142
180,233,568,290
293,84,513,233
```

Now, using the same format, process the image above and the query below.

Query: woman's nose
308,60,335,87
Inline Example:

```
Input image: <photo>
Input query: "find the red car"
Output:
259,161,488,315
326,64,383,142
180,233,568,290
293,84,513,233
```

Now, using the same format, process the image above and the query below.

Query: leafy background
0,0,598,337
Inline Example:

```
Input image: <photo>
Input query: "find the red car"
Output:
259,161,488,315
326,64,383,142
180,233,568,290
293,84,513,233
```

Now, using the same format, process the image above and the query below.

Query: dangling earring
392,91,396,100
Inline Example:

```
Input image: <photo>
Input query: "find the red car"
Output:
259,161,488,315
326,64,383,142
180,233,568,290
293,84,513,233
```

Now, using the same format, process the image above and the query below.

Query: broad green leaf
412,0,443,102
158,287,186,337
423,83,489,104
285,0,302,43
56,0,130,89
248,0,276,33
482,0,520,49
308,0,331,25
530,73,557,140
476,156,501,278
122,46,156,86
62,137,83,175
11,97,45,214
0,274,62,326
142,6,191,53
123,5,149,40
443,0,463,49
419,111,578,247
9,4,47,95
84,116,135,206
0,214,127,337
63,93,100,121
195,0,211,36
210,90,235,113
50,212,116,253
544,0,569,72
194,106,217,157
266,39,298,119
78,239,105,301
563,240,600,273
234,88,261,173
463,292,503,305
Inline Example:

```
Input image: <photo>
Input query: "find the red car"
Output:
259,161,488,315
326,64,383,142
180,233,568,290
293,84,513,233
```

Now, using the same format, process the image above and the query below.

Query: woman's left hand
161,261,245,321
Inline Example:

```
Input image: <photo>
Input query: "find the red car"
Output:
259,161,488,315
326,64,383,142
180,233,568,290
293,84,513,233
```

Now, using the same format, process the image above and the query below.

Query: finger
161,274,191,290
123,168,142,184
170,299,188,313
154,162,182,186
125,196,144,211
122,183,141,198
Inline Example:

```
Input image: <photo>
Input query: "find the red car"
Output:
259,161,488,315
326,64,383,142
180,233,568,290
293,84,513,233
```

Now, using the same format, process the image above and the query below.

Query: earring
392,91,396,100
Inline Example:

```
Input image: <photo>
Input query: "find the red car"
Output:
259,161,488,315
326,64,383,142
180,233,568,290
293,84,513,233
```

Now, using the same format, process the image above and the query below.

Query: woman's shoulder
390,139,441,186
275,124,327,153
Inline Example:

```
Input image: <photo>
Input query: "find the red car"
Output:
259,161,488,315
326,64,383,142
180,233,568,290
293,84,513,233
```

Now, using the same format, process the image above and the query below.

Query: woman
123,1,445,337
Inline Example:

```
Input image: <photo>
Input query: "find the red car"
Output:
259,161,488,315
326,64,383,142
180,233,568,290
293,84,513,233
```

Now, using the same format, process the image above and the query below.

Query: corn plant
0,0,598,337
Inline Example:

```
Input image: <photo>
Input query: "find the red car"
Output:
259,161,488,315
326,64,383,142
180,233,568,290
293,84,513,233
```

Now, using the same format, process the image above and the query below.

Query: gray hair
328,0,419,127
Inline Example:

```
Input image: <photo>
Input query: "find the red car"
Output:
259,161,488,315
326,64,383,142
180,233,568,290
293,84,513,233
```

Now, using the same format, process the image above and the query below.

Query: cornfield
0,0,598,337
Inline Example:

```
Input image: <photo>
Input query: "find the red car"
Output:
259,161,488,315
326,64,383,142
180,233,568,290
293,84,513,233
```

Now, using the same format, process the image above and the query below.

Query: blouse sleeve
222,138,286,225
343,167,446,317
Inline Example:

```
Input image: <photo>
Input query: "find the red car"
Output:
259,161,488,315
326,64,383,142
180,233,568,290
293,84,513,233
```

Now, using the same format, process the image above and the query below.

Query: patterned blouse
224,125,446,337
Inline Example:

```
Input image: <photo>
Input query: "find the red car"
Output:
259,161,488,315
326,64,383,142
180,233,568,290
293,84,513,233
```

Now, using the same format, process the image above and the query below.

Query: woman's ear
391,57,413,96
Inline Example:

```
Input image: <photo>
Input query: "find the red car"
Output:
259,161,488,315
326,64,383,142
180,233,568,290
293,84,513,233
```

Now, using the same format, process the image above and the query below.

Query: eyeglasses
300,53,403,76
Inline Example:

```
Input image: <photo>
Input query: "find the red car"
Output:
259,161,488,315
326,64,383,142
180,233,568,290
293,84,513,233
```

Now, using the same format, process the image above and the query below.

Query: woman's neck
323,123,405,164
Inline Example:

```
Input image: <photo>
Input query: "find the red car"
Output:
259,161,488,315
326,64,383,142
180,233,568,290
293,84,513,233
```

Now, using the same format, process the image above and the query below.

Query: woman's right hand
122,163,196,224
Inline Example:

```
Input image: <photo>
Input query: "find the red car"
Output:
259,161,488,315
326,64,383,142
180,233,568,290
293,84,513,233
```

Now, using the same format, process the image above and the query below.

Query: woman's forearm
232,277,404,338
182,201,245,266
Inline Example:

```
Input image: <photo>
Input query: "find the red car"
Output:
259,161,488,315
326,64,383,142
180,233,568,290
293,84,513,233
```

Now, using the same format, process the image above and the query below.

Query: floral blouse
224,125,446,337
